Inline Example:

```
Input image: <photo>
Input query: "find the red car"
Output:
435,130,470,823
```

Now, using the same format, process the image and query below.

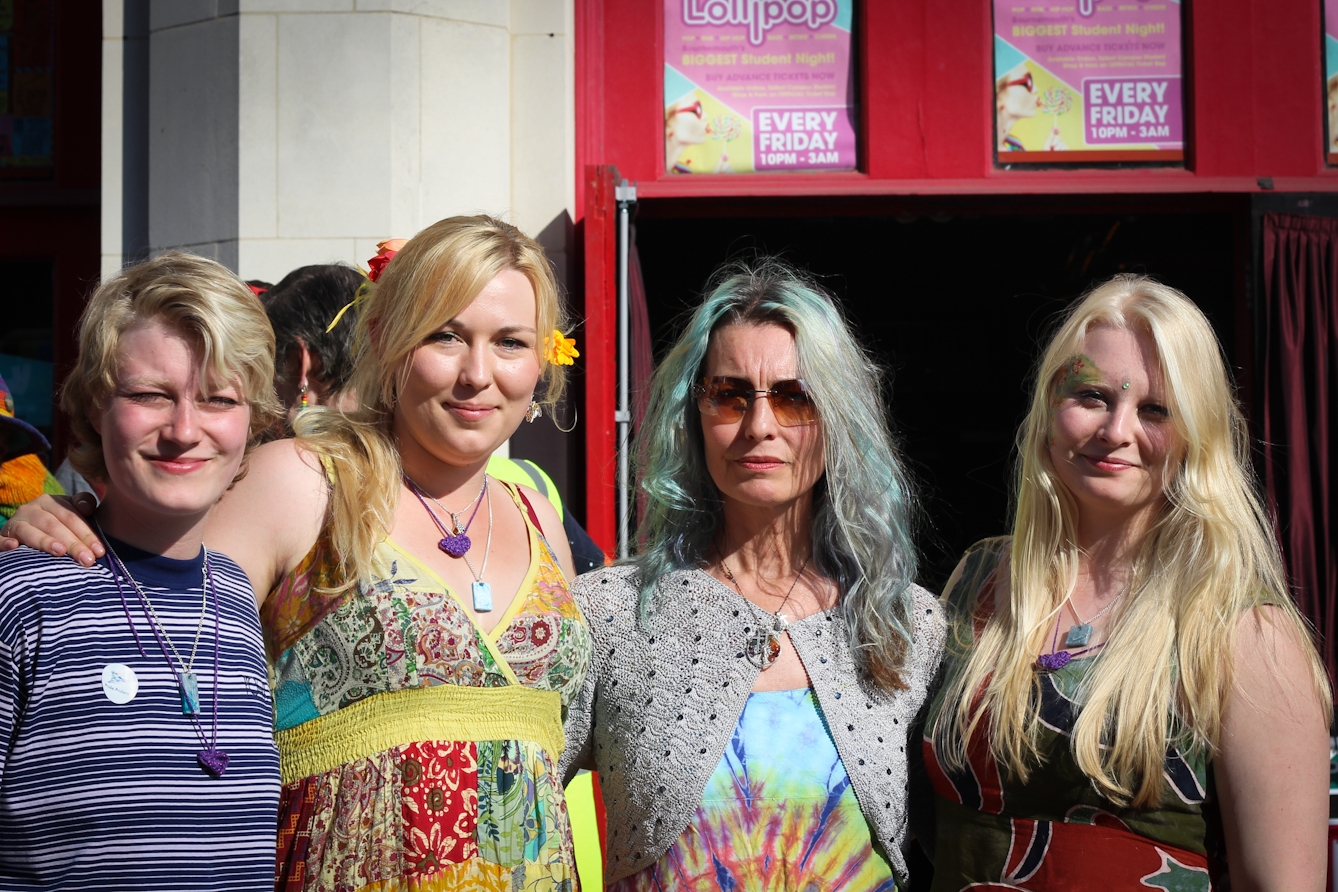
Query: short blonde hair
61,251,282,482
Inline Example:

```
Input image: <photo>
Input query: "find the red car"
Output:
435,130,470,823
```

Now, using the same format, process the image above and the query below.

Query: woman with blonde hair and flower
925,275,1331,891
3,216,591,892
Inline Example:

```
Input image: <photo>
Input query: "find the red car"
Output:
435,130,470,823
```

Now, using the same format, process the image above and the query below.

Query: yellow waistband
275,684,565,785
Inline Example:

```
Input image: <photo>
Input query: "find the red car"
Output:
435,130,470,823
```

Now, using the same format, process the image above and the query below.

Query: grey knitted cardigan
559,564,947,885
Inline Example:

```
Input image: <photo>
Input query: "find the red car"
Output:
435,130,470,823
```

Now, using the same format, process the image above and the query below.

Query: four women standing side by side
2,240,1332,892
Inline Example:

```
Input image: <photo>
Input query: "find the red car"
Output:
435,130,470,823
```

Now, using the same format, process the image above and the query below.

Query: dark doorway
635,204,1243,591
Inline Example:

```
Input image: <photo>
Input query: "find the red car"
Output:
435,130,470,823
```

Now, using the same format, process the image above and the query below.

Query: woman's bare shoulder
207,438,330,596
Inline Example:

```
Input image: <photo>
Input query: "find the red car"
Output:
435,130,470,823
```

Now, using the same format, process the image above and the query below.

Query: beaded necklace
405,475,496,612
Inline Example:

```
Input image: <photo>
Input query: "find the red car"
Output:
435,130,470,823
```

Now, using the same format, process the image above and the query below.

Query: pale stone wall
102,0,576,285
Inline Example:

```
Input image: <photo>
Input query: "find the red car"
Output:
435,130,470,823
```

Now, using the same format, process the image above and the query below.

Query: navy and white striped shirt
0,540,279,891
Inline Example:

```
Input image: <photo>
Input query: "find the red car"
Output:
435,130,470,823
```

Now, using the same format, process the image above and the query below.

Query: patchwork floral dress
265,481,591,892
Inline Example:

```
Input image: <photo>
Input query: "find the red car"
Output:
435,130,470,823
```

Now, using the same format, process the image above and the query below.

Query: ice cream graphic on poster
994,0,1183,159
664,0,858,174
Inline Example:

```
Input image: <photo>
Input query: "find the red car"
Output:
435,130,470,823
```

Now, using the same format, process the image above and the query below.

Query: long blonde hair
294,215,566,594
936,274,1332,807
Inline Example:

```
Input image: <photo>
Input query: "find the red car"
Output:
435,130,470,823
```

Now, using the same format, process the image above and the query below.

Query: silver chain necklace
718,551,811,671
415,477,496,612
99,525,208,689
1062,587,1126,647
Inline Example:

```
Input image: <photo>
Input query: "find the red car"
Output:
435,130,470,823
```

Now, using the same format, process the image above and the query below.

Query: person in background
0,373,63,520
488,455,605,574
262,264,365,429
0,252,282,890
926,275,1331,891
562,260,945,890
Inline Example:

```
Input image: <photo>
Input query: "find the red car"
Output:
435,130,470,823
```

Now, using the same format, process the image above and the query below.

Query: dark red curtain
1262,212,1338,688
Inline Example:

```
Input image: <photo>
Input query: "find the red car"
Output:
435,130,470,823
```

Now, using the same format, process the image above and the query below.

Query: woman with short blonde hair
0,252,282,890
63,250,282,480
927,274,1332,891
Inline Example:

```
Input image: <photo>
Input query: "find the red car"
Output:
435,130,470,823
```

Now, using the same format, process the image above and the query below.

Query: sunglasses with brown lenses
693,377,818,427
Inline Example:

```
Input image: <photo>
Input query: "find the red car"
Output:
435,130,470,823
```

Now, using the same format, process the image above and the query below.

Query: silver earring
525,400,542,423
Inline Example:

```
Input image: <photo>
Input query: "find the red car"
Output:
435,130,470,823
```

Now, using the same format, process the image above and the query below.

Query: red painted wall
572,0,1338,549
577,0,1338,203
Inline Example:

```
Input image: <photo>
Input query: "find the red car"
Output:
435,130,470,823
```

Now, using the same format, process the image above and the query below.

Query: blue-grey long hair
633,259,921,689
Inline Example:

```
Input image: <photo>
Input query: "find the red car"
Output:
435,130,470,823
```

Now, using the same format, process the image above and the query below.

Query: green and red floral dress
923,541,1224,892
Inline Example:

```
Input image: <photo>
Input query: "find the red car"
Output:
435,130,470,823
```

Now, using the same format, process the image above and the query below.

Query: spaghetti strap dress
264,478,591,892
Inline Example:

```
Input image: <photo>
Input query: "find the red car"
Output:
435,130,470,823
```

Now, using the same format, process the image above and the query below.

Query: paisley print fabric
923,541,1222,892
267,481,591,892
612,688,897,892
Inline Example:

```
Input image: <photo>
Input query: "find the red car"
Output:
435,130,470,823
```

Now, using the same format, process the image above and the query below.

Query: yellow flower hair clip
544,330,579,366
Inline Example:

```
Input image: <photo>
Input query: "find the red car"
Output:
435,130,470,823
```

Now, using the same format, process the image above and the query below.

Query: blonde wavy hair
935,274,1332,807
294,215,567,594
61,251,281,482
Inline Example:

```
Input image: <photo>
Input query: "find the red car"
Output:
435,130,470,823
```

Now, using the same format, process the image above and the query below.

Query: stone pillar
102,0,576,283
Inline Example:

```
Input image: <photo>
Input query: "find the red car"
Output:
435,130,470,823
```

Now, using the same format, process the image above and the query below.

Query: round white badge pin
102,663,139,704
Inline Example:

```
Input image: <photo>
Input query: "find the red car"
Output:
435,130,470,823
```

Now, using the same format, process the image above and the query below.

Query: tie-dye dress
265,481,591,892
611,688,898,892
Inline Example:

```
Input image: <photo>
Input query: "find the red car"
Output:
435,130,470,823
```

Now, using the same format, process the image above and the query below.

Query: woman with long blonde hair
3,216,589,892
926,275,1331,891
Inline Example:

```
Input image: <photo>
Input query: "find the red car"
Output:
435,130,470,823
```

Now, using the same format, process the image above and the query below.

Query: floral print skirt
276,737,575,892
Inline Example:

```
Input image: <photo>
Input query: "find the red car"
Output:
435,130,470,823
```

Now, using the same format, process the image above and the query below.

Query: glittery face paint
1052,353,1102,406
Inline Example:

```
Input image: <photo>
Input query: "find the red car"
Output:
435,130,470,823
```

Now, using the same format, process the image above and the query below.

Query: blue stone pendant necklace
460,482,494,611
1063,592,1121,647
100,524,229,776
1036,591,1123,672
405,474,496,612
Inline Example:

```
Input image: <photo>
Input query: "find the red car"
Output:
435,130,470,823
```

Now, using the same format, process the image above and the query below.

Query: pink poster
1325,0,1338,162
993,0,1183,163
663,1,857,175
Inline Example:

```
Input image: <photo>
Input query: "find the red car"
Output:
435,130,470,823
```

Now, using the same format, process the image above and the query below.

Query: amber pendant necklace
719,552,811,671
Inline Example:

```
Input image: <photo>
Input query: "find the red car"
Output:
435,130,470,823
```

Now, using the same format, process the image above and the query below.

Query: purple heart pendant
438,533,471,558
1036,651,1072,672
198,749,230,777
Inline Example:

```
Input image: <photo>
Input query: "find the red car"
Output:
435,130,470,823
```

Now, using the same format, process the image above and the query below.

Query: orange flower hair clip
544,330,579,366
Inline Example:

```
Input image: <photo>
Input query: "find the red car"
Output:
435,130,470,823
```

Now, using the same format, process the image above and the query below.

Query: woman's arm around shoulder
1215,604,1331,892
208,438,330,603
0,493,104,565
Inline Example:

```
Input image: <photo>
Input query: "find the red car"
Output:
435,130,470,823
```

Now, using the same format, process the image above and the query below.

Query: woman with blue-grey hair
561,259,946,890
